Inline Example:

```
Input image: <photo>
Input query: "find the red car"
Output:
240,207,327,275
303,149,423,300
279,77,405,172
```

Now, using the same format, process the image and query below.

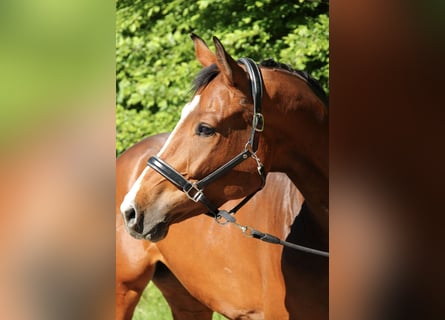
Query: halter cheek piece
147,58,266,222
146,58,329,258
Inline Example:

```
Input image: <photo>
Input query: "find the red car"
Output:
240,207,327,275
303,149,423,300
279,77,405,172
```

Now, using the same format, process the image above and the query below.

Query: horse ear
213,36,248,88
191,33,216,67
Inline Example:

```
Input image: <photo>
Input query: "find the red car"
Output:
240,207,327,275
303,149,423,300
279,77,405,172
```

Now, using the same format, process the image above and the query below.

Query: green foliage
134,283,227,320
280,13,329,90
116,104,178,155
133,283,171,320
116,0,329,156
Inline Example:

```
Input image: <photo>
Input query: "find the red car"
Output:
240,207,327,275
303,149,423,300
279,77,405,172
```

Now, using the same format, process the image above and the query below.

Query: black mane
192,59,328,107
260,59,329,107
192,64,219,93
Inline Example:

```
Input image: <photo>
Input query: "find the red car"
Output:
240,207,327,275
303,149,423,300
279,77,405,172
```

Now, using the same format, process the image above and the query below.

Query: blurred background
0,0,115,319
0,0,443,319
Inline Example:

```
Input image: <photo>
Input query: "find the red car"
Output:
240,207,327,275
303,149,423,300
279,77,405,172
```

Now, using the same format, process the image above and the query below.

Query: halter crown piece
146,58,329,257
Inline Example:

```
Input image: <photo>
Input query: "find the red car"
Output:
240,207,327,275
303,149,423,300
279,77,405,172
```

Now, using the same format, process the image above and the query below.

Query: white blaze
120,166,150,214
120,95,201,213
157,94,201,157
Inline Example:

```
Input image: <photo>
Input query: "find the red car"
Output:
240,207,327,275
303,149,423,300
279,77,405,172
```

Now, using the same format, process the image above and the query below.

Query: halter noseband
147,58,266,221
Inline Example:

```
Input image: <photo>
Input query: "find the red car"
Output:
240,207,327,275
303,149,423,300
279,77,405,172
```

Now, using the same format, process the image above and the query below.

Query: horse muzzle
121,203,169,242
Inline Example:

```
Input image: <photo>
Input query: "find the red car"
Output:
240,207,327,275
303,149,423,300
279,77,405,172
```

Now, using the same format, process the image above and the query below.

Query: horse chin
143,221,169,242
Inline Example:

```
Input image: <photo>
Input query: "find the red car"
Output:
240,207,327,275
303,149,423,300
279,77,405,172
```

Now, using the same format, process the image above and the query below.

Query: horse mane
192,59,328,107
259,59,329,107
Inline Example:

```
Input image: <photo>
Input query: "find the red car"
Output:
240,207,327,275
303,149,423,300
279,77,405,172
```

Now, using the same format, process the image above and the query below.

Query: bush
116,0,329,156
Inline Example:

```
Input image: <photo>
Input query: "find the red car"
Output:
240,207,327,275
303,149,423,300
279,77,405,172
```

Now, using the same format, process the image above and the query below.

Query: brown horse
118,34,328,319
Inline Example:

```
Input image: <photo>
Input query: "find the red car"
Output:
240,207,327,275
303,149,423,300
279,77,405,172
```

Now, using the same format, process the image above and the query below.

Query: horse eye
196,123,215,137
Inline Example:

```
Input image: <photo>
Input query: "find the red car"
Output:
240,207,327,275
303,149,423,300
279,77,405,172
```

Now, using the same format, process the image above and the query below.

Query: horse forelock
192,64,219,93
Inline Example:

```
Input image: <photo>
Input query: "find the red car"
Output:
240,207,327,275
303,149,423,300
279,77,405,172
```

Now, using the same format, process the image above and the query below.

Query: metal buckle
183,183,203,202
253,113,264,132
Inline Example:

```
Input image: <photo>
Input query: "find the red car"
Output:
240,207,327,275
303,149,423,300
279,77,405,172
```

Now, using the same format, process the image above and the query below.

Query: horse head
121,34,328,241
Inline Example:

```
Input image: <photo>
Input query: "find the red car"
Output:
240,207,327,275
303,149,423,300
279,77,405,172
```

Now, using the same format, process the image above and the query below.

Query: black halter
147,58,266,221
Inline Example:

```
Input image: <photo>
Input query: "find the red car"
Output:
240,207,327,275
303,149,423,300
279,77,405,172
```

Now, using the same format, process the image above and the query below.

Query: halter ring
215,210,236,225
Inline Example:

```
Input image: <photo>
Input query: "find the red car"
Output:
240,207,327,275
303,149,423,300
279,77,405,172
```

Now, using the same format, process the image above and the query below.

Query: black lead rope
252,229,329,257
216,213,329,257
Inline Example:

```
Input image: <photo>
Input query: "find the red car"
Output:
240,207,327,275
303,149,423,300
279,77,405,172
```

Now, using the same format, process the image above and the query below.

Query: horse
118,34,328,319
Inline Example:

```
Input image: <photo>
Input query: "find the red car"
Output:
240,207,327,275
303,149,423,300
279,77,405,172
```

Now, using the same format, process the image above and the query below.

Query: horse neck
262,69,329,230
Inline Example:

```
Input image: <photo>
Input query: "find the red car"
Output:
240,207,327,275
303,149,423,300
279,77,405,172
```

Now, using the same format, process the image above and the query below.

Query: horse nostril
123,206,144,234
134,216,144,234
124,207,137,226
